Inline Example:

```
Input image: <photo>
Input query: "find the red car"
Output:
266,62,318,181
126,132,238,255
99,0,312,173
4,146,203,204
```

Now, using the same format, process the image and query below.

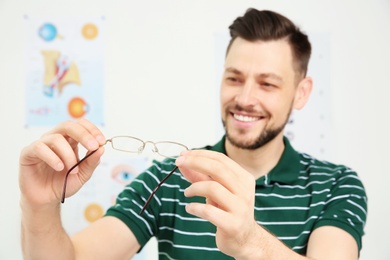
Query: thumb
76,147,105,182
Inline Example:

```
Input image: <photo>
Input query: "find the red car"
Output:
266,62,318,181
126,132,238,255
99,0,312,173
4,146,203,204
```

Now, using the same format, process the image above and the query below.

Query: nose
234,81,258,107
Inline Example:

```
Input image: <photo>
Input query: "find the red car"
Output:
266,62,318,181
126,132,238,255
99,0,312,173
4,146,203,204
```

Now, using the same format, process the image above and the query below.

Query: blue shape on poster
39,23,57,42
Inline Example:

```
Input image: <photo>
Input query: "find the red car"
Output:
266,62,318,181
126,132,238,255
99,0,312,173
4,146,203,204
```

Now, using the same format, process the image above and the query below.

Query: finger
185,184,255,238
205,197,218,208
77,119,106,145
178,149,243,178
178,166,212,183
64,146,104,194
77,146,104,183
184,181,240,212
186,202,234,231
22,140,65,171
176,150,250,194
59,145,104,200
41,133,81,173
47,120,104,151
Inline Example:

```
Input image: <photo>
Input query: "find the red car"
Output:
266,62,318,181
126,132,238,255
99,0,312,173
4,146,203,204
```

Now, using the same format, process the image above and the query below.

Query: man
19,8,367,259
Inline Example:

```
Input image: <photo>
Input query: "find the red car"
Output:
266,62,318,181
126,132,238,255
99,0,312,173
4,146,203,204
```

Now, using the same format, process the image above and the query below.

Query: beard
222,106,292,150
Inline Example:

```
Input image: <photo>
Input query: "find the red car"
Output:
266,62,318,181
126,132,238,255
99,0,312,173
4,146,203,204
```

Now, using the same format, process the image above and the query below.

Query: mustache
228,104,267,116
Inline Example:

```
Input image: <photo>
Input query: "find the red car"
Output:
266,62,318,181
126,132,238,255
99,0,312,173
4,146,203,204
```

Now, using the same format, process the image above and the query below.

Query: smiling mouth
233,113,262,122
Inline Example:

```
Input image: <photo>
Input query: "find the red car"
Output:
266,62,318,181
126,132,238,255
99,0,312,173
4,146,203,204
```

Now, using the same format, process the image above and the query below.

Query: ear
293,77,313,110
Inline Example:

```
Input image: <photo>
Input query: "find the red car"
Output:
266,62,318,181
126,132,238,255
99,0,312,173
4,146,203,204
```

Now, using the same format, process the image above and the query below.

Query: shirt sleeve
312,167,367,251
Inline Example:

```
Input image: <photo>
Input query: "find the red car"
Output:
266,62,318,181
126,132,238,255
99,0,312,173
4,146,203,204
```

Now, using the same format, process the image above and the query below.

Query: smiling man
220,36,313,179
19,8,367,260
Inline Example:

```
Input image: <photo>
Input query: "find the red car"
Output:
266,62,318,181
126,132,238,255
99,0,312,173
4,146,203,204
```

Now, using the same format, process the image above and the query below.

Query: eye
111,164,137,185
117,171,132,182
225,76,242,85
260,82,276,89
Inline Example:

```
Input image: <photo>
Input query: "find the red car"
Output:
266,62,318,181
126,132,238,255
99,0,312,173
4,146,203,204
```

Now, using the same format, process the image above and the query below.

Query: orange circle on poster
82,23,98,40
84,203,104,223
68,97,88,118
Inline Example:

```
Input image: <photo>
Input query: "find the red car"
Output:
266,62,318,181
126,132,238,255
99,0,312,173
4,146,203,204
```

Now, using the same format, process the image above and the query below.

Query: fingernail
56,162,64,171
175,156,185,166
185,203,193,213
183,187,193,198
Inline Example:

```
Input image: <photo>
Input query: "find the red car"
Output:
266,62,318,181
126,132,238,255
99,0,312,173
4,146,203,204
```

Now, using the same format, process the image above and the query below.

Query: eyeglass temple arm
61,147,101,203
139,165,178,215
61,140,111,203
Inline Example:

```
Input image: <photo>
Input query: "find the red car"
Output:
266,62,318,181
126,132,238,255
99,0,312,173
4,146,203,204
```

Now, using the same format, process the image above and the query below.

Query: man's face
220,38,299,150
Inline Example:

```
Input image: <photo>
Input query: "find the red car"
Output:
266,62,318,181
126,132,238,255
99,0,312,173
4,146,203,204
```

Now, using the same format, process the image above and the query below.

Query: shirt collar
266,136,301,184
210,136,301,185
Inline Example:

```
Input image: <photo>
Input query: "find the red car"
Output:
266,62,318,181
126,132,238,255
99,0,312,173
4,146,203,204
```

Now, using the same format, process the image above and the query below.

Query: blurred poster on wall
24,16,105,127
214,32,332,161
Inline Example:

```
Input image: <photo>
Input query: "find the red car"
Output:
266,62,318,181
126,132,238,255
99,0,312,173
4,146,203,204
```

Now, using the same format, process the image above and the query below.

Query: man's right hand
19,119,106,208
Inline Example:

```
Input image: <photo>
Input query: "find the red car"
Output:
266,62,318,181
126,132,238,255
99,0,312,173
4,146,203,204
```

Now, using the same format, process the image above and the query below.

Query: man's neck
224,134,285,180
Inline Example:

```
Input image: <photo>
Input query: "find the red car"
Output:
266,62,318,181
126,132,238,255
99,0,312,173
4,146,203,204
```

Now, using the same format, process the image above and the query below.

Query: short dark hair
227,8,311,78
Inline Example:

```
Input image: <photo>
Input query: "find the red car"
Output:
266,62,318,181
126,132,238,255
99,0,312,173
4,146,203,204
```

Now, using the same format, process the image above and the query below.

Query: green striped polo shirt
105,136,367,259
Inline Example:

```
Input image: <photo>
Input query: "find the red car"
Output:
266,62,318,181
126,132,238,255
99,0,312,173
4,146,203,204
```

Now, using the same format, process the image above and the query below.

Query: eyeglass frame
61,136,189,215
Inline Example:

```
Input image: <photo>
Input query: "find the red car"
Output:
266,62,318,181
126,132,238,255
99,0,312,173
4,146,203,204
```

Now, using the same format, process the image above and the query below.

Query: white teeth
233,114,259,122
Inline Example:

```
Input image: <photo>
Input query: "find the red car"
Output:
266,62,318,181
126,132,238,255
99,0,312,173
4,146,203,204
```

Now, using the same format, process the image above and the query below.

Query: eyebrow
224,67,283,83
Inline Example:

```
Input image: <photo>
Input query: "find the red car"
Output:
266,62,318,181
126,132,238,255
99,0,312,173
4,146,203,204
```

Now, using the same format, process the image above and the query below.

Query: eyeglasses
61,136,189,215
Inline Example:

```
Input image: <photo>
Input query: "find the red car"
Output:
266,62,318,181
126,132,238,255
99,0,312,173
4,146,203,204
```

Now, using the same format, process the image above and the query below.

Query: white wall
0,0,389,259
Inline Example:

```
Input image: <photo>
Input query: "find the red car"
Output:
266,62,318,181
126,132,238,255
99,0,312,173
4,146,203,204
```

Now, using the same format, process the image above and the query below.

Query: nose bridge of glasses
143,140,159,153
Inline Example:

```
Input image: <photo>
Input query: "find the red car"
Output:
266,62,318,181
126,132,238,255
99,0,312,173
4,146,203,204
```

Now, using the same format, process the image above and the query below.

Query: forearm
20,198,75,260
237,224,310,260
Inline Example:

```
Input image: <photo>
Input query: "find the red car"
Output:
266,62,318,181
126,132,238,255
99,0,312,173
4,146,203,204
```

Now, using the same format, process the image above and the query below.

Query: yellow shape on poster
82,23,98,40
84,203,104,223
